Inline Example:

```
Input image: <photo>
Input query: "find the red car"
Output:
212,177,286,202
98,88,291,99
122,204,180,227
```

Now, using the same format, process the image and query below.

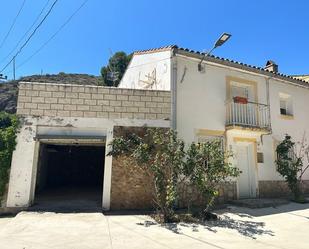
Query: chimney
265,60,278,73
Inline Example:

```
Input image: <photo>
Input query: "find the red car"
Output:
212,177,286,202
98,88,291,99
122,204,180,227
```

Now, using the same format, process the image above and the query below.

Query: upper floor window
230,82,255,102
279,93,293,116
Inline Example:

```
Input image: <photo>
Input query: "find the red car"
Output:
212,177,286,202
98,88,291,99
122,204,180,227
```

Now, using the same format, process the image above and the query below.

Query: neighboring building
120,45,309,199
5,45,309,211
292,75,309,82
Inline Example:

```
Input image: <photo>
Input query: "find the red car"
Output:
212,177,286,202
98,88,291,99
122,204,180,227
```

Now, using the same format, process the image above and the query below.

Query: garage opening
33,143,105,212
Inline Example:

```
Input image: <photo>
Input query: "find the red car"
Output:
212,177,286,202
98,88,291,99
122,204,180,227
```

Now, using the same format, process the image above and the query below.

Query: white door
236,142,256,198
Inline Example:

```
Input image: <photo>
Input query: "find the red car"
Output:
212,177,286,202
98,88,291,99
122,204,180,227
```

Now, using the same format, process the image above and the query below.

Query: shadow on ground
137,202,309,239
203,215,274,239
137,214,274,239
223,202,309,217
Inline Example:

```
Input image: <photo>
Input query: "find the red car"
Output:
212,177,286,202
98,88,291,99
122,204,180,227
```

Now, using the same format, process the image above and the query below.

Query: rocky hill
0,81,18,113
20,73,102,85
0,73,102,113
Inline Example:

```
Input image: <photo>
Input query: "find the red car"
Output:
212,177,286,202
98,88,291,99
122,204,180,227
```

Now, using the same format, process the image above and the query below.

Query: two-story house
120,45,309,199
5,45,309,212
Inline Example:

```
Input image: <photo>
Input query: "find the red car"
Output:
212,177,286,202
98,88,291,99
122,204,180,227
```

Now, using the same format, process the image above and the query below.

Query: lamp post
0,73,8,82
198,33,232,71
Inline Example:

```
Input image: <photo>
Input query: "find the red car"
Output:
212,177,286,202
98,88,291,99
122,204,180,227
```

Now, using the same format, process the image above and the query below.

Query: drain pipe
170,49,179,210
260,77,272,144
171,49,177,130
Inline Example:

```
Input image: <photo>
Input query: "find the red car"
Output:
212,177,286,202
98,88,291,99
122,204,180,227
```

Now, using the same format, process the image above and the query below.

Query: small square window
279,93,293,116
257,152,264,163
280,99,288,115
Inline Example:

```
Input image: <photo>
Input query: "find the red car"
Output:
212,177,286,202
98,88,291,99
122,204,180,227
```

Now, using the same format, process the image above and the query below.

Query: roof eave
174,48,309,88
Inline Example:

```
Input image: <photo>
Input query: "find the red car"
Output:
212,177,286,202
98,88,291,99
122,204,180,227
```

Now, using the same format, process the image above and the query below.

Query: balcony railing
226,100,271,130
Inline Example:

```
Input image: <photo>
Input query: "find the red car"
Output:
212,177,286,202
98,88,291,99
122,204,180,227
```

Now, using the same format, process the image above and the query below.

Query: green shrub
0,112,19,203
275,134,307,202
108,128,185,222
184,139,240,213
108,128,240,222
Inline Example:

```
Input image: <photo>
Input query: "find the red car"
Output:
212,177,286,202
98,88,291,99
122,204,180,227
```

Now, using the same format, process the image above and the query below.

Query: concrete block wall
17,82,171,120
110,126,154,210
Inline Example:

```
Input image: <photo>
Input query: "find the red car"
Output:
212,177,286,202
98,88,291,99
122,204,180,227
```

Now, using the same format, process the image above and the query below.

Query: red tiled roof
133,45,176,55
133,45,309,87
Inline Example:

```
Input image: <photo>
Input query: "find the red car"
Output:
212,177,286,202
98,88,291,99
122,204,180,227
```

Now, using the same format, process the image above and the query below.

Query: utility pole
13,56,16,80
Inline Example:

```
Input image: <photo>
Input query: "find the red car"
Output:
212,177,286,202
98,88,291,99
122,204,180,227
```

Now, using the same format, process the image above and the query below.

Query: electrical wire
5,55,171,76
2,0,169,77
0,0,51,65
0,0,27,50
9,0,89,73
0,0,59,73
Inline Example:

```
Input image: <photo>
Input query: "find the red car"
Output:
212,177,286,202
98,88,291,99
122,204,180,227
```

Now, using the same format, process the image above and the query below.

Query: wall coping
18,81,171,93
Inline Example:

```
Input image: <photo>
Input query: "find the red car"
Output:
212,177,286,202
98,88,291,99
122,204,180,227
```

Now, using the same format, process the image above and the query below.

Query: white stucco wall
119,50,172,90
120,51,309,183
174,54,309,182
6,116,170,209
8,52,309,208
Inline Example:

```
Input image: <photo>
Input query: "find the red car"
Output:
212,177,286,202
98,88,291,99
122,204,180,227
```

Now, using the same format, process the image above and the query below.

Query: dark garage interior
33,143,105,212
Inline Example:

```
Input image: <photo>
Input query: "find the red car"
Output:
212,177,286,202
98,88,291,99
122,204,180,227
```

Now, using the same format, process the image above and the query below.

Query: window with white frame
198,135,225,150
197,134,225,169
230,81,254,101
279,93,293,116
231,85,249,99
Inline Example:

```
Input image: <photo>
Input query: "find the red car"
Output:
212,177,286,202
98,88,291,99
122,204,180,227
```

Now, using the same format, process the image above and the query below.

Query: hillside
0,81,18,113
20,73,102,85
0,73,102,113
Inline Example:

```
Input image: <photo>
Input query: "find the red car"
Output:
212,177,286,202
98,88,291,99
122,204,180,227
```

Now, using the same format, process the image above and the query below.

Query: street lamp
0,73,7,82
198,33,232,71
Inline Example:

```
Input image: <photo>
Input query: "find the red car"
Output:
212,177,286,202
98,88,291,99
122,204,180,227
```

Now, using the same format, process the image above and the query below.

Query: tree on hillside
100,52,132,87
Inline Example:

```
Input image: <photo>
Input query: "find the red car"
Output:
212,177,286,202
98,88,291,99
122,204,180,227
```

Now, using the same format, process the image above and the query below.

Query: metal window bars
226,99,271,130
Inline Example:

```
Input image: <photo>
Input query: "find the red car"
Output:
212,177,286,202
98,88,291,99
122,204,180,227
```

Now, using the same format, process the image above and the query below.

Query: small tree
100,52,132,87
109,128,241,222
184,139,240,215
276,134,309,202
108,128,185,222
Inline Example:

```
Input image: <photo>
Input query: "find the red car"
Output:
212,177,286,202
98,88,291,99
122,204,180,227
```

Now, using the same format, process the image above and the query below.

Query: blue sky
0,0,308,79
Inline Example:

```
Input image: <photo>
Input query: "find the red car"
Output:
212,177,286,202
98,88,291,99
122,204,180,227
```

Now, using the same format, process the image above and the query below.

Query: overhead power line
0,0,59,73
0,0,27,50
10,0,89,73
0,0,51,65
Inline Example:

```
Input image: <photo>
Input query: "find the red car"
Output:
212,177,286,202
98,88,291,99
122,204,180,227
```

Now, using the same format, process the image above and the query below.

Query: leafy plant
183,139,240,215
108,128,185,222
109,128,240,222
276,134,309,202
0,112,19,204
